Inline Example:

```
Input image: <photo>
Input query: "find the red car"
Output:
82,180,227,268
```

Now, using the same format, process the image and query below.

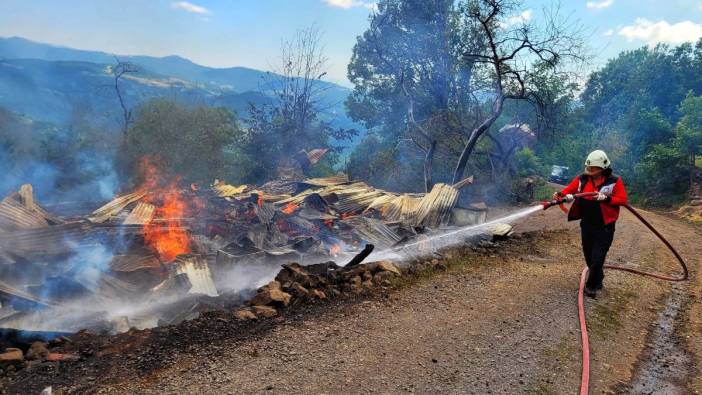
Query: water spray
368,205,543,263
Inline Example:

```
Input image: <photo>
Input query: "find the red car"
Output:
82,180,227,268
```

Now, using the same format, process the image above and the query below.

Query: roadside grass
388,248,496,289
588,287,638,340
387,233,551,290
695,156,702,168
535,183,558,201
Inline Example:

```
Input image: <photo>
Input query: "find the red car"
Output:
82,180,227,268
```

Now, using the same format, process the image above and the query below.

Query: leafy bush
513,147,547,177
631,144,690,206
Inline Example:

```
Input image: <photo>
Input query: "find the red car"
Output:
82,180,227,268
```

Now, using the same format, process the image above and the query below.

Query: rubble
234,308,257,321
25,341,49,361
0,348,23,368
249,282,292,307
0,171,488,343
251,305,278,318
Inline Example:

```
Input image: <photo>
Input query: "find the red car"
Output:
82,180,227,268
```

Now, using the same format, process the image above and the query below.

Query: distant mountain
0,36,358,137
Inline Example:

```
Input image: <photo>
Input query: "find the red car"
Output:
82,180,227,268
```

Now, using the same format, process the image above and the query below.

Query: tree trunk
424,140,437,192
452,97,505,184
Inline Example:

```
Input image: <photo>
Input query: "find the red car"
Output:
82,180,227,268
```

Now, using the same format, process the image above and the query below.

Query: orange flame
282,202,299,215
257,193,264,207
324,219,334,230
139,157,191,262
329,244,341,256
340,211,357,220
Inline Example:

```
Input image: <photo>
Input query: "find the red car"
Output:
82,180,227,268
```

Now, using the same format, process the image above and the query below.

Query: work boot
584,286,597,298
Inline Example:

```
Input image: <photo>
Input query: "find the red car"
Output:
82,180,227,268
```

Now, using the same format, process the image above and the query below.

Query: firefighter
553,150,628,297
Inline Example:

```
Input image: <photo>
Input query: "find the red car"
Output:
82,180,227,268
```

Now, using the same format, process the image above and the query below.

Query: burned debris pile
0,171,487,337
235,246,405,320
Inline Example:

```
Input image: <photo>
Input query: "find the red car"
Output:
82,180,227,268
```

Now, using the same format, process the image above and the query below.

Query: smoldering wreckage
0,151,514,373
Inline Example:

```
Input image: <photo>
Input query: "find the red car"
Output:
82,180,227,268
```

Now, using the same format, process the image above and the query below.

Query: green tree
633,144,690,205
347,0,467,190
347,0,585,191
123,99,240,184
674,92,702,163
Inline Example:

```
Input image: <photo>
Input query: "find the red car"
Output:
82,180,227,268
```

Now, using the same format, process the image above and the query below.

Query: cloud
503,9,532,27
603,29,614,36
618,18,702,45
171,1,210,15
586,0,614,9
322,0,377,10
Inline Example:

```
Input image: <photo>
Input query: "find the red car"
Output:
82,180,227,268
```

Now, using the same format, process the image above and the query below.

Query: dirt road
2,207,700,394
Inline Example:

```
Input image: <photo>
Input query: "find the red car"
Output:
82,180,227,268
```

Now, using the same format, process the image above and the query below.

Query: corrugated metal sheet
89,191,146,223
306,148,329,165
334,190,386,214
378,195,422,223
213,182,248,197
123,202,155,225
0,222,94,259
0,196,49,231
412,183,459,228
0,279,57,306
110,254,163,272
255,202,276,224
174,255,218,297
300,174,349,187
343,216,402,248
14,184,64,225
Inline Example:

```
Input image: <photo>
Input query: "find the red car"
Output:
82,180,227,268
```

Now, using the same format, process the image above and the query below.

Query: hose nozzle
541,198,562,210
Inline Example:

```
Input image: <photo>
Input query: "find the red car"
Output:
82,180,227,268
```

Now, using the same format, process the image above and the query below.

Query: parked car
549,165,570,184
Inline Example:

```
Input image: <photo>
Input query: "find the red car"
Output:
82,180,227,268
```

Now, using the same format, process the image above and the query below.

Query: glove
564,194,575,203
552,191,563,200
595,192,609,201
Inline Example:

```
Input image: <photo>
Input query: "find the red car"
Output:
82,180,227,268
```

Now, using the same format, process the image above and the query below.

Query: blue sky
1,0,701,86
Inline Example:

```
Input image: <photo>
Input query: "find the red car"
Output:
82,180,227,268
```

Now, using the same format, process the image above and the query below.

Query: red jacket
560,174,628,225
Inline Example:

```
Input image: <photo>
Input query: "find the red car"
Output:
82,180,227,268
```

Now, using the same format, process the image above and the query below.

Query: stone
690,199,702,206
351,276,362,288
373,271,395,285
48,337,70,347
234,309,257,320
375,261,401,276
250,286,292,307
290,282,309,296
0,348,23,368
310,289,326,299
25,342,49,361
362,280,374,289
362,270,373,281
252,305,278,318
276,263,311,287
45,353,79,362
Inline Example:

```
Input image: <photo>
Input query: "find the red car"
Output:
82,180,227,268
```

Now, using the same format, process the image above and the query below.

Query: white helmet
585,150,610,169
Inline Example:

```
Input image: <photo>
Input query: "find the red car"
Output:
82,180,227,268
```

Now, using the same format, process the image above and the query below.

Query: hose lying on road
542,192,689,395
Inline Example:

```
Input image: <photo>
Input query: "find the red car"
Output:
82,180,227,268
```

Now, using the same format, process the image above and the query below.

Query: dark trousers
580,222,615,289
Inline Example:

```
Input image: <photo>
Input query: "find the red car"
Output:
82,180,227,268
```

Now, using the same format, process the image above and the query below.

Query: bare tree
111,57,139,144
451,0,584,183
403,85,437,192
266,25,332,138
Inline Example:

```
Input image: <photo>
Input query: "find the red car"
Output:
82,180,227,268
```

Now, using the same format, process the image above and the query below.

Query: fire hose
540,192,689,395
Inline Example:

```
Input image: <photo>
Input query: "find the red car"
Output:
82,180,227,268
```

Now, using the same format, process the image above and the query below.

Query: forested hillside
344,0,702,206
